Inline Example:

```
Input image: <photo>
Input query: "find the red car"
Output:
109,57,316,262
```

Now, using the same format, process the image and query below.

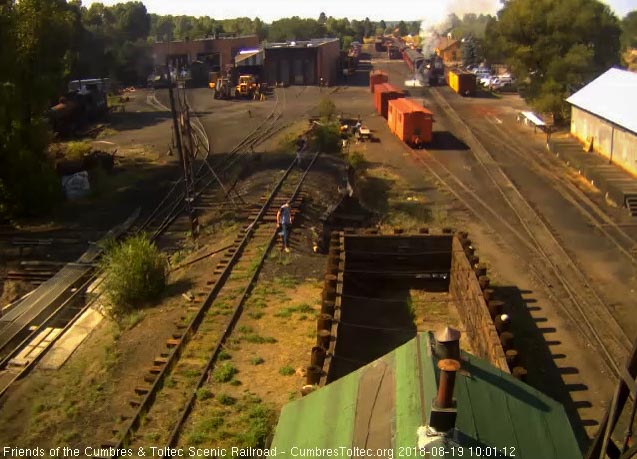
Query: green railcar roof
271,332,582,459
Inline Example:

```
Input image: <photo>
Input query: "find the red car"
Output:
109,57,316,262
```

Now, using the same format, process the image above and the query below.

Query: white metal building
566,68,637,176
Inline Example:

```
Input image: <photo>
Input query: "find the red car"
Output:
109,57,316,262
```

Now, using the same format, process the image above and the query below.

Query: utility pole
166,63,198,239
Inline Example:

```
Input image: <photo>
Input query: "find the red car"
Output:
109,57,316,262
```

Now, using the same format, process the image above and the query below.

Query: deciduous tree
488,0,621,118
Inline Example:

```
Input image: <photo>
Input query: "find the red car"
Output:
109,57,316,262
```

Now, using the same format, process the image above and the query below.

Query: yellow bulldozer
235,75,258,98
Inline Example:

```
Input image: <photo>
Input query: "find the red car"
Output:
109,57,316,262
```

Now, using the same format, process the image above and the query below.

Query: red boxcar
369,69,388,93
387,98,433,148
374,83,405,119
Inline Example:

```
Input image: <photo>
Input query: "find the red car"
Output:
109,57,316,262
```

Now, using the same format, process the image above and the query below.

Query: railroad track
100,151,319,457
417,87,632,378
0,210,139,398
474,117,637,268
0,90,287,398
141,88,288,244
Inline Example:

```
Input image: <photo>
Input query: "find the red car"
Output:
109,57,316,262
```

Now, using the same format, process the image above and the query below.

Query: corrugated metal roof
271,332,581,459
566,68,637,134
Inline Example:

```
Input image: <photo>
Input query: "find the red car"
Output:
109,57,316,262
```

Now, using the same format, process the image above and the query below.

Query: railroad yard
1,42,637,457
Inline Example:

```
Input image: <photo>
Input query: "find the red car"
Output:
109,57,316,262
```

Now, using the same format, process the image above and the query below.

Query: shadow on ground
108,111,171,131
494,285,591,452
432,131,469,150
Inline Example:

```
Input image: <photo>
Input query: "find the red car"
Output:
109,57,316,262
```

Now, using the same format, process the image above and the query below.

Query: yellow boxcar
447,69,476,97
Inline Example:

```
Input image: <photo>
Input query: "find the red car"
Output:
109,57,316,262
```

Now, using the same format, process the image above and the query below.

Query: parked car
489,75,515,90
479,75,493,86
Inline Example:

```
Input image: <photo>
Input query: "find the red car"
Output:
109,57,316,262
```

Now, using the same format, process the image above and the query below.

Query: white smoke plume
418,0,498,55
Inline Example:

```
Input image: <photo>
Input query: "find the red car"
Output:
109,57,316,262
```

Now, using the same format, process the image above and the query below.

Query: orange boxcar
369,69,388,93
374,83,405,119
387,98,433,147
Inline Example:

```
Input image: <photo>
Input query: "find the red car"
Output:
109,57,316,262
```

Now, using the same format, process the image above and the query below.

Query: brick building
263,38,340,86
152,35,259,72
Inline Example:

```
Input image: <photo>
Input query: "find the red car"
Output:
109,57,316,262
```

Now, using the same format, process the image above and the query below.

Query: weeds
217,393,237,406
213,363,237,383
274,303,314,318
65,141,91,160
279,366,295,376
250,356,265,365
347,151,366,171
274,275,296,289
100,234,167,319
236,396,276,448
218,350,232,361
197,388,213,401
237,326,277,344
243,334,277,344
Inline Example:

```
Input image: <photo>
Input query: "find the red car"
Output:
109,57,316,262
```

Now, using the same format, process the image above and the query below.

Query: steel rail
105,150,317,457
422,88,631,377
160,151,320,456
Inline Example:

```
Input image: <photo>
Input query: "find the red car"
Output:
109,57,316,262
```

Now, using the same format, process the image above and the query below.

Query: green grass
120,310,145,330
274,303,314,318
237,325,277,344
279,366,295,376
252,283,282,296
218,350,232,361
248,297,267,309
197,388,213,401
187,431,207,445
250,356,265,365
248,311,264,320
275,275,296,288
65,141,91,160
243,334,277,344
183,369,201,379
213,362,237,383
236,395,276,448
217,393,237,406
347,151,366,170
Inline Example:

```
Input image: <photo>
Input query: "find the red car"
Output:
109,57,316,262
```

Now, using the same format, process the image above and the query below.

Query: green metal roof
271,332,582,459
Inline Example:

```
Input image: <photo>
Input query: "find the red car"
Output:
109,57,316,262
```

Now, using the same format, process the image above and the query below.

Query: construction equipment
235,75,258,98
213,77,233,99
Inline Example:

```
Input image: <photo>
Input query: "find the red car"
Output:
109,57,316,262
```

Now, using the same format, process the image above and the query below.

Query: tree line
0,0,635,218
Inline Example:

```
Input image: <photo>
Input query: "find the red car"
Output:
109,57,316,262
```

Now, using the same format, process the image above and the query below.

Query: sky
80,0,635,22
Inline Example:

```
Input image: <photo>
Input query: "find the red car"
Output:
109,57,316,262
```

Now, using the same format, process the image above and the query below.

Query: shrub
311,122,341,153
65,141,91,160
197,388,213,401
100,234,167,317
217,393,236,405
318,97,336,121
213,362,237,383
279,366,295,376
347,151,366,171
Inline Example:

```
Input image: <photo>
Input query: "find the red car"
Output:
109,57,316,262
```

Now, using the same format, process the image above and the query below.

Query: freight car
387,98,433,148
447,68,476,96
374,83,404,119
369,69,389,93
403,48,425,73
